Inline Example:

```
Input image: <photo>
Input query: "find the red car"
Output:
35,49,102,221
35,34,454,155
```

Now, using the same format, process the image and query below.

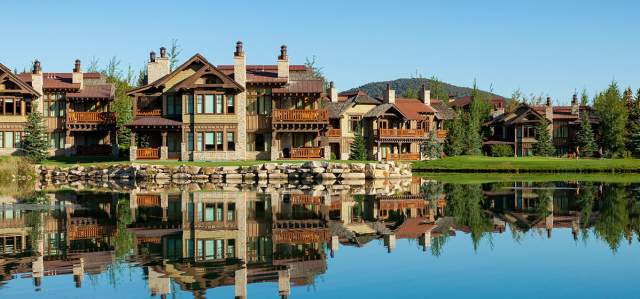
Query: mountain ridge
343,78,505,100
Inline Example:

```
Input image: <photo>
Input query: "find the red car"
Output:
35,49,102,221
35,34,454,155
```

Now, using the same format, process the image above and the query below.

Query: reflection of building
127,188,330,298
0,192,117,288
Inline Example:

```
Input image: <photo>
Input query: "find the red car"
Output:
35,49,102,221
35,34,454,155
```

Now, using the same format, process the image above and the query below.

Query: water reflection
0,178,639,297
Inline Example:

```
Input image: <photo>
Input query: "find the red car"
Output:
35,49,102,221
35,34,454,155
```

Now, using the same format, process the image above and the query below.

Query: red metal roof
394,98,436,120
218,65,308,84
66,84,114,100
272,80,324,94
17,72,102,90
127,117,182,128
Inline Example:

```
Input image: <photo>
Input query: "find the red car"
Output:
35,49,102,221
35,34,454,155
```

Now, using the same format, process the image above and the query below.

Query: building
126,42,328,162
0,60,117,157
324,84,454,161
483,95,600,156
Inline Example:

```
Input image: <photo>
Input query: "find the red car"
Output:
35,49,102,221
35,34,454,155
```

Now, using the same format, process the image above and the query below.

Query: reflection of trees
113,194,134,259
577,183,597,242
445,184,493,250
594,184,629,252
24,191,47,251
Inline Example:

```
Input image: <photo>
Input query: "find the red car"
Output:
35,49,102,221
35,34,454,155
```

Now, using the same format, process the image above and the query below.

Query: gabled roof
484,104,546,126
363,103,408,119
127,54,244,95
324,91,383,119
0,63,41,97
272,79,323,94
218,65,308,84
431,99,456,120
18,72,102,90
394,98,436,120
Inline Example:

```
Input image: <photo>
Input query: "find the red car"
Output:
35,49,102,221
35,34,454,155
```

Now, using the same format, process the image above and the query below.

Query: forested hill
343,78,505,100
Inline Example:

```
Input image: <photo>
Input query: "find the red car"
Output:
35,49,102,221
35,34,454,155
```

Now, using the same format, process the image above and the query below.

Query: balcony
136,109,162,116
272,109,328,123
436,129,448,139
290,147,324,159
378,128,427,138
386,152,421,161
326,128,341,138
67,112,116,124
137,147,160,159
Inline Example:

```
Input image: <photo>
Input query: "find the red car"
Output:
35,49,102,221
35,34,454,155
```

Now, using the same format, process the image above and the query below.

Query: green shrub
490,144,513,157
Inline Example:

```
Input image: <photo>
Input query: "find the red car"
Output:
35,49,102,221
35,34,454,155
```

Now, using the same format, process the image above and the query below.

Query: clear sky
2,0,638,104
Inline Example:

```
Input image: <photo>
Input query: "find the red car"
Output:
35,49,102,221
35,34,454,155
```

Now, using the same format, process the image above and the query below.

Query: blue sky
2,0,638,104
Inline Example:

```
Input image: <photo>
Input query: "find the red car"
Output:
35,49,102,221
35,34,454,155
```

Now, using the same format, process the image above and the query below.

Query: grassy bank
420,172,640,184
412,156,640,173
0,156,35,197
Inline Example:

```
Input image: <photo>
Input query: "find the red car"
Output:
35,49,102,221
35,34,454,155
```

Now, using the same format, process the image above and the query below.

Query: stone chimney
277,45,289,80
384,83,396,104
278,269,291,299
418,84,431,106
31,60,43,112
72,59,83,89
147,47,170,84
545,97,553,121
234,41,248,162
329,81,338,103
571,93,579,115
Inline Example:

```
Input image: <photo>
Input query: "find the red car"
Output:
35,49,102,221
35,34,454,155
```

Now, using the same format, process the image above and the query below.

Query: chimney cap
572,93,578,103
546,96,552,106
159,47,167,58
279,45,288,60
330,81,335,88
32,59,41,74
150,51,156,62
74,59,81,72
235,41,244,57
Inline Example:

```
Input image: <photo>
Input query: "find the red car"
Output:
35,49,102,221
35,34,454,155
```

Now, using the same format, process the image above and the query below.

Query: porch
68,131,117,157
126,116,183,161
376,142,422,161
271,131,328,160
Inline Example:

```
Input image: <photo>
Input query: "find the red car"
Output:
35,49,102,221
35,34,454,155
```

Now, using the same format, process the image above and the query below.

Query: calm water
0,178,639,298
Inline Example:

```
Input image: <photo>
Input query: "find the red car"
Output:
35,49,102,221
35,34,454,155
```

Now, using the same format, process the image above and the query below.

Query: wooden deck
386,152,421,161
436,129,448,139
272,109,328,122
378,128,427,138
290,147,323,159
67,112,116,124
326,128,341,137
136,109,162,116
137,148,160,159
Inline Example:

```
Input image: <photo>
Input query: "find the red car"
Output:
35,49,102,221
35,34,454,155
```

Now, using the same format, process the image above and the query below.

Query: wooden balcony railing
290,147,323,159
326,128,341,137
137,147,160,159
386,152,421,161
76,144,113,156
67,112,116,124
378,128,427,138
136,109,162,116
137,194,161,207
290,194,322,205
272,109,328,122
436,129,448,139
69,224,106,240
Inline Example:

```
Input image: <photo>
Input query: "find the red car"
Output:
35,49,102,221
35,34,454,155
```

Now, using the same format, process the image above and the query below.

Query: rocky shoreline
36,161,411,185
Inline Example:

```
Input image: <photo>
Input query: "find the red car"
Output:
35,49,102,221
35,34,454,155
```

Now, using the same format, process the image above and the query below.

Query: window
553,121,569,139
256,90,272,115
227,203,235,221
205,132,215,150
215,95,224,114
227,132,235,151
349,116,362,133
187,94,194,114
205,95,214,113
523,126,536,138
1,131,21,149
226,95,235,114
255,134,265,151
166,95,181,115
197,131,227,151
49,132,64,149
43,93,65,117
188,132,194,151
196,95,203,113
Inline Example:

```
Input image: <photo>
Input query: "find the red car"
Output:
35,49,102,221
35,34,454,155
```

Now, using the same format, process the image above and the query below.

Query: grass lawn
419,172,640,184
412,156,640,172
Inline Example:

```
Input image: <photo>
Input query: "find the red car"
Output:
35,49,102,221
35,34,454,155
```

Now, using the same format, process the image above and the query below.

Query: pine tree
577,111,596,157
421,131,442,159
22,104,49,163
624,87,640,154
349,125,367,160
445,110,466,156
533,119,555,156
464,83,490,155
594,82,627,157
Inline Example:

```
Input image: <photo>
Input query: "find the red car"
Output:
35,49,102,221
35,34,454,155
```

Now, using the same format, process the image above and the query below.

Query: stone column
110,130,119,158
160,131,168,160
278,269,291,298
234,41,247,161
234,191,248,298
129,132,137,161
64,130,73,157
270,132,280,160
161,193,168,222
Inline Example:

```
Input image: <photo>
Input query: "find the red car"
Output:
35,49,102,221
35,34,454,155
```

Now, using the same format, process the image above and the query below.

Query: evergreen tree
349,125,367,160
22,104,49,163
594,82,627,157
421,131,442,159
624,87,640,154
445,110,466,156
577,111,597,157
533,119,555,156
464,82,490,155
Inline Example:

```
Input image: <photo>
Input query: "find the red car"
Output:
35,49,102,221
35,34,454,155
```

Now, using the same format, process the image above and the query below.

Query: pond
0,176,639,298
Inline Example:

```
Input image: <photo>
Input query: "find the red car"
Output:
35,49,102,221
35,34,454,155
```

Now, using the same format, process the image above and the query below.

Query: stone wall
36,161,411,185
